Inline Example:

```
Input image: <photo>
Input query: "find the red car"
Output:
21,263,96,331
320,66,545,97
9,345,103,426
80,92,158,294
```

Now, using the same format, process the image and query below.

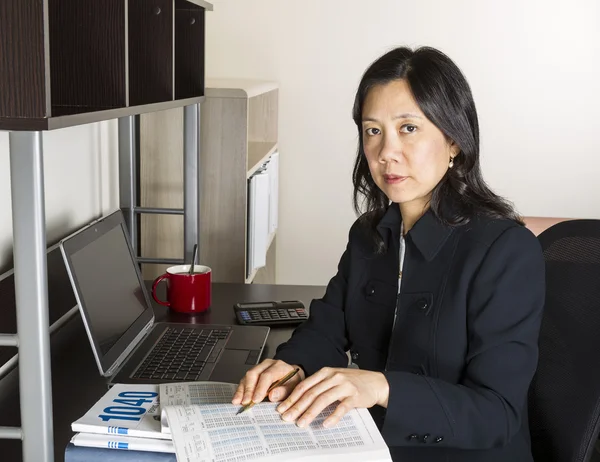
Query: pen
236,367,300,415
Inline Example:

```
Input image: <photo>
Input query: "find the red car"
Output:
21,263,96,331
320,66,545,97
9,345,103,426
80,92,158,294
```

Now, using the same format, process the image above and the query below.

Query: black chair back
530,219,600,462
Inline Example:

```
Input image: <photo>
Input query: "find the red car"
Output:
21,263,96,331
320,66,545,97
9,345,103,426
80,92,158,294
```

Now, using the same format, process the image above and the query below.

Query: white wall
0,121,119,273
204,0,600,286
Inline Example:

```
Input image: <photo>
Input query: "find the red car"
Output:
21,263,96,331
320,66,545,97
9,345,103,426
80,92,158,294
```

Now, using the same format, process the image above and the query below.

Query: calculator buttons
296,308,307,317
240,311,251,320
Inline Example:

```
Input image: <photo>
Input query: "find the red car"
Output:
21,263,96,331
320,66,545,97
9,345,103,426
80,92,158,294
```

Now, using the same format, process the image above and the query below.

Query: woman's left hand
276,367,389,428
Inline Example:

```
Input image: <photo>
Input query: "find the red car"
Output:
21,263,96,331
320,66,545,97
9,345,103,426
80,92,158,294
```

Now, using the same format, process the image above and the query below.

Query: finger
278,367,334,413
240,360,277,405
267,375,300,402
295,387,351,428
231,378,246,405
322,398,353,428
252,362,295,403
279,376,339,423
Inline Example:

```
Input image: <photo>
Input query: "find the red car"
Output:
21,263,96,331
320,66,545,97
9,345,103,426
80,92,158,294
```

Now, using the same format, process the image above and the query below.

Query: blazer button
351,351,359,362
422,434,430,443
435,436,444,443
417,299,428,310
407,434,418,441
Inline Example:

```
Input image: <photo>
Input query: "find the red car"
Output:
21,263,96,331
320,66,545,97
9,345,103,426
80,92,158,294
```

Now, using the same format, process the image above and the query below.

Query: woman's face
361,79,459,208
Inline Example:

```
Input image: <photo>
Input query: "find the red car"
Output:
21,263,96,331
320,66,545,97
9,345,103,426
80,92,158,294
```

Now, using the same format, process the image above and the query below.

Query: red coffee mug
151,265,211,314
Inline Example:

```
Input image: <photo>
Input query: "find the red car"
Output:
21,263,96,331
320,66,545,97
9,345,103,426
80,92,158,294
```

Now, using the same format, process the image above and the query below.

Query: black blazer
274,205,545,462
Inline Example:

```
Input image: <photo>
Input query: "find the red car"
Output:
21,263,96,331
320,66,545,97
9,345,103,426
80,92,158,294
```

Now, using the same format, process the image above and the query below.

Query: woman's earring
449,157,455,169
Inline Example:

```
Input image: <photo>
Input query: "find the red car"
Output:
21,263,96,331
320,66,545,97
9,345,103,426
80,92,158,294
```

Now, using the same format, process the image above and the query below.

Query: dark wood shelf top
0,96,205,132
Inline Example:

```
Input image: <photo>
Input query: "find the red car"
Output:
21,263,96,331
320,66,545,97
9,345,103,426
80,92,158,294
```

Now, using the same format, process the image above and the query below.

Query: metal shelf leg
9,131,54,462
183,103,200,263
118,115,140,254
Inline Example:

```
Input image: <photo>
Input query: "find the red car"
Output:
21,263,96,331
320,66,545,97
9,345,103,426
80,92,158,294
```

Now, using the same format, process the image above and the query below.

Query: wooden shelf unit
140,79,280,284
0,0,212,131
0,1,212,460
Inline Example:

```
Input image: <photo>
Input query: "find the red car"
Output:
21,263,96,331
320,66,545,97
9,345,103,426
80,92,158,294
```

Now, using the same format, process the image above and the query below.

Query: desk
0,282,325,462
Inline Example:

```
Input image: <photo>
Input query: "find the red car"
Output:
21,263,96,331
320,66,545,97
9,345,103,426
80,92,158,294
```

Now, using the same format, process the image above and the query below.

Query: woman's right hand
232,359,305,406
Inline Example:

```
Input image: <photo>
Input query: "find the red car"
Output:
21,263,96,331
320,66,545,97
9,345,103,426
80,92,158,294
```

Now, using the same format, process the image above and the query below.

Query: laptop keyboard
131,327,230,381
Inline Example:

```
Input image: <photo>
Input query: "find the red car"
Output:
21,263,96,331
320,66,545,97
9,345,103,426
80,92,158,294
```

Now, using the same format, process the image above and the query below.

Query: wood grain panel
0,0,47,118
128,0,173,105
198,96,248,282
0,117,49,131
139,107,184,279
248,90,278,142
175,6,205,99
49,0,125,113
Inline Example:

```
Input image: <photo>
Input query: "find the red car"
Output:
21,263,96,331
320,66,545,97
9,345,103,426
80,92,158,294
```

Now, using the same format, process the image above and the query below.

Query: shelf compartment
247,141,278,178
175,0,205,100
248,89,278,144
48,0,126,116
128,0,174,106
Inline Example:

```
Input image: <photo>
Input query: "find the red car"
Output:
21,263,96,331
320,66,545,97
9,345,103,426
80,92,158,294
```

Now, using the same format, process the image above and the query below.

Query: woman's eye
401,124,417,133
365,127,380,136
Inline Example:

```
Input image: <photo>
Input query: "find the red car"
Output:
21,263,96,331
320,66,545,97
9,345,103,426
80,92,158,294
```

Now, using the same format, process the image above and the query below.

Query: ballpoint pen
236,367,300,415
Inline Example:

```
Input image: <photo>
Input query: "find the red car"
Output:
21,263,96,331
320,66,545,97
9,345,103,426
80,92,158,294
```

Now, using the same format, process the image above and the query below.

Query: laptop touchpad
226,326,269,350
218,349,250,364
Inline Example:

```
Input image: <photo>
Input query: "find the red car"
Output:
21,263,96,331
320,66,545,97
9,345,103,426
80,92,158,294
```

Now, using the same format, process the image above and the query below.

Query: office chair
529,219,600,462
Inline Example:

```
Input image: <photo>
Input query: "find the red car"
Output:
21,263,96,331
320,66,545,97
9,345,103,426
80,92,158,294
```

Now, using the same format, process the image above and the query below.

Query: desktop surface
0,282,325,462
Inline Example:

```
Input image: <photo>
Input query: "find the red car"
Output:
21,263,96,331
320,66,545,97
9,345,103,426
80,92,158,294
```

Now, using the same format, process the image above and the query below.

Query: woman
232,46,545,462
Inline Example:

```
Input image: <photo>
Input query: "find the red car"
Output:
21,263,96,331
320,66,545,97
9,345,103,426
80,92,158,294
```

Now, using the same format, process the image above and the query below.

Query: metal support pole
137,257,185,265
9,131,54,462
0,427,23,440
183,104,200,264
134,206,184,215
118,115,140,254
0,334,18,347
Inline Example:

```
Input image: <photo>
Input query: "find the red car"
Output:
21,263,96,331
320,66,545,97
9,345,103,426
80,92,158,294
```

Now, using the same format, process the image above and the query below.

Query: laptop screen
70,225,146,355
60,211,155,375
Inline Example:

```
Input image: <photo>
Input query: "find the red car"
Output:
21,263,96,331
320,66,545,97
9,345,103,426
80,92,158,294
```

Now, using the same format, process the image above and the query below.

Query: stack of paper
69,384,174,454
68,381,393,462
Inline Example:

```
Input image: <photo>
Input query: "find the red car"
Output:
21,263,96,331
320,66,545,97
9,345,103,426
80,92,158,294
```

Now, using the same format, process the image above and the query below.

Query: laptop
59,210,270,386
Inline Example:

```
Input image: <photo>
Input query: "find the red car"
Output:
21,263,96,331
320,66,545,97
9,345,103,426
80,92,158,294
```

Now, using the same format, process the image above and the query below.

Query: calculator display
239,303,273,309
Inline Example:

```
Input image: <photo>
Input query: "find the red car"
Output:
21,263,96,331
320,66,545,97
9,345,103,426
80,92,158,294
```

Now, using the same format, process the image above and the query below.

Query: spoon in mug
189,244,198,275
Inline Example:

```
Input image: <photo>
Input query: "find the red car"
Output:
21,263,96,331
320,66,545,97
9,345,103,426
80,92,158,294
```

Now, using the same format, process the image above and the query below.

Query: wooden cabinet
140,79,279,284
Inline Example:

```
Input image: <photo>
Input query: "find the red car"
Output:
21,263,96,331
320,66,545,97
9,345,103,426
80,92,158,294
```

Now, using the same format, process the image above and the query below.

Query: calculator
234,300,309,326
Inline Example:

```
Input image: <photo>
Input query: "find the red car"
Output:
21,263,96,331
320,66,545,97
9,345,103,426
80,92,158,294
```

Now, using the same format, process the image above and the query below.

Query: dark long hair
352,46,522,252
